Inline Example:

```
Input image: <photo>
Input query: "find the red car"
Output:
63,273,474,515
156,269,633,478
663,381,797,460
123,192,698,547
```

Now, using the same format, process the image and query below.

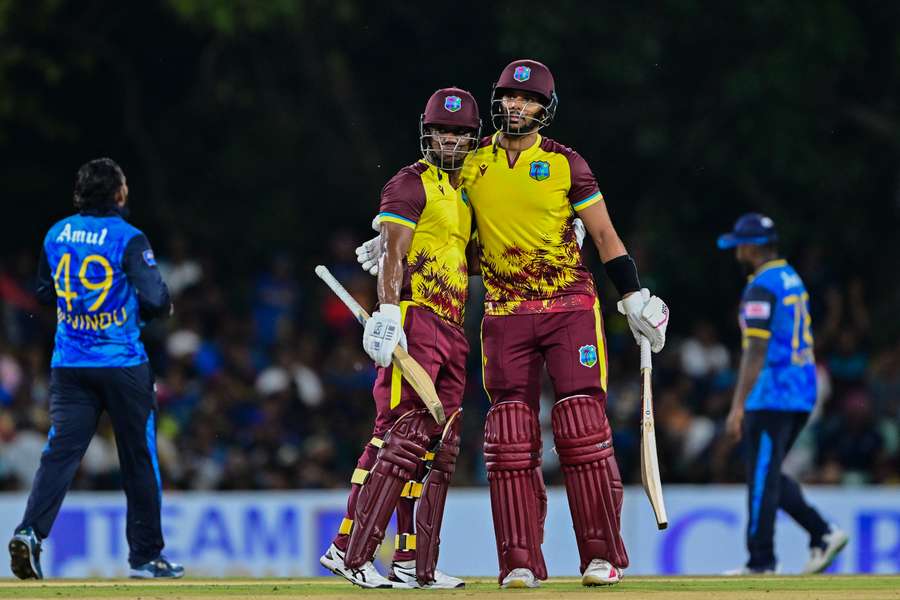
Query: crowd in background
0,231,897,493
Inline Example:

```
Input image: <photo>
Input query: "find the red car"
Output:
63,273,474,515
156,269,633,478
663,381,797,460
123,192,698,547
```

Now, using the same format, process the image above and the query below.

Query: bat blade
640,367,668,530
394,346,446,425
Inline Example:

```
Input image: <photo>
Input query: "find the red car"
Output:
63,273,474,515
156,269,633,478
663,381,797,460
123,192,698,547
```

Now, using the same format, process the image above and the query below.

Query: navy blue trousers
17,364,164,567
743,410,829,570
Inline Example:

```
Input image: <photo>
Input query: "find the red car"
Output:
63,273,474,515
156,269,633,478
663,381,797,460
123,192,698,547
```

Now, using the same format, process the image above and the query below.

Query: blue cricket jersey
739,259,816,412
38,212,171,368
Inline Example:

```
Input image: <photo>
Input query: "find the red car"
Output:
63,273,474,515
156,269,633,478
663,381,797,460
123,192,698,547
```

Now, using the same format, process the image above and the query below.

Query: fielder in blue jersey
719,213,847,575
8,158,183,580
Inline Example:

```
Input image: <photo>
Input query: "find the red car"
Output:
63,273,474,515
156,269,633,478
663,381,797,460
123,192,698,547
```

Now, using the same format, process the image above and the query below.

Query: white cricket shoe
390,560,465,589
319,543,393,589
501,567,540,589
582,558,623,586
803,526,849,574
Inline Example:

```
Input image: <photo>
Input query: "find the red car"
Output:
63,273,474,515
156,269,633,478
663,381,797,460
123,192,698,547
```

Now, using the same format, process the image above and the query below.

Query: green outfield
0,576,897,599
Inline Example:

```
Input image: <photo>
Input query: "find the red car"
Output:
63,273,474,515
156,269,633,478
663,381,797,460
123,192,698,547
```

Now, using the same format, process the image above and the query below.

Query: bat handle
315,265,370,325
640,336,652,372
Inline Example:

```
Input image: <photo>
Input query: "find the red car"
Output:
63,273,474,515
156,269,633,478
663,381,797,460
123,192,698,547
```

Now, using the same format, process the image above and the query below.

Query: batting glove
573,217,586,249
362,304,407,367
617,288,669,353
355,235,381,276
355,217,382,276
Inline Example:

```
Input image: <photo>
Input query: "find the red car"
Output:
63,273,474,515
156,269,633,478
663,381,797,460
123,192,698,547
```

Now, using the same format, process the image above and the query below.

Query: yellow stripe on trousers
480,317,493,404
593,300,608,391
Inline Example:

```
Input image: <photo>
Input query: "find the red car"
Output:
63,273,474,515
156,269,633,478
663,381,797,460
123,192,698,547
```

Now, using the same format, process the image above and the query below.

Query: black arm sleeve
35,245,57,306
602,254,641,296
123,234,172,321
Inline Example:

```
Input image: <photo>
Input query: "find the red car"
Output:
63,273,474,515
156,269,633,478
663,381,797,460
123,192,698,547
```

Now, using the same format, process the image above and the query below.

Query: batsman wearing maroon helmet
463,59,671,588
319,87,480,590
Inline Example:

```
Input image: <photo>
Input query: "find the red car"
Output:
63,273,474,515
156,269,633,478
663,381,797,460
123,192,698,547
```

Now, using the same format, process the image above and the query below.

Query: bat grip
315,265,369,325
640,336,652,371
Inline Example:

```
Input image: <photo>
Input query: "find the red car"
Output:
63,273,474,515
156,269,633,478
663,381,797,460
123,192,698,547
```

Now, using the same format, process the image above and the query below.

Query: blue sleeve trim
378,212,418,226
572,191,602,209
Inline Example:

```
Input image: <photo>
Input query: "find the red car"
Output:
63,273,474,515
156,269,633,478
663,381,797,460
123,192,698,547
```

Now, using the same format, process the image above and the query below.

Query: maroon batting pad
345,409,432,568
552,394,629,571
415,410,462,584
484,401,548,582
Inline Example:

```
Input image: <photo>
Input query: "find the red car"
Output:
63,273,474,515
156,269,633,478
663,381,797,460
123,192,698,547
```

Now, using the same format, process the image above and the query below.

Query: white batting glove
617,288,669,353
355,235,381,276
355,217,383,276
573,217,586,249
362,304,407,367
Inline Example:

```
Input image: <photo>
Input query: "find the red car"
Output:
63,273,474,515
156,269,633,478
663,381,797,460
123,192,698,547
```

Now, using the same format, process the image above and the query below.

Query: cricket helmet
419,87,481,171
491,59,558,133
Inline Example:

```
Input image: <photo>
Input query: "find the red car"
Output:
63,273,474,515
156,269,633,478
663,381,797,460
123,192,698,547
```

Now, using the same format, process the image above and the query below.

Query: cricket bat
639,336,668,530
314,265,446,425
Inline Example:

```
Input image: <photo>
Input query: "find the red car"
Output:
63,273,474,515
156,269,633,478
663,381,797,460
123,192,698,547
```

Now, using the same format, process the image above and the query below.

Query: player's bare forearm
577,201,628,264
377,222,413,305
731,337,769,412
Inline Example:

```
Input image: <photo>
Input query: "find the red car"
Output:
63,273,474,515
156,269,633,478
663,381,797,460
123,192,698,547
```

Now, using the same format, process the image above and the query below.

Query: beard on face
738,257,756,276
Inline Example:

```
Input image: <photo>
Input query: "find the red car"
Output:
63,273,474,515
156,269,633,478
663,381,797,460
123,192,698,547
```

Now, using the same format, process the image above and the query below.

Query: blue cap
717,213,778,249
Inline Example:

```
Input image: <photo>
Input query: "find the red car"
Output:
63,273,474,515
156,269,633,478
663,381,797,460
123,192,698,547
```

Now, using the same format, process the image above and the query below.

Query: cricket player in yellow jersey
319,88,479,590
466,59,670,588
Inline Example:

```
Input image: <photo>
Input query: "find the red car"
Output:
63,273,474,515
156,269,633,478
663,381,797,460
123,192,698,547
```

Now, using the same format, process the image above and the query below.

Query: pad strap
400,481,424,499
395,533,417,551
339,517,353,535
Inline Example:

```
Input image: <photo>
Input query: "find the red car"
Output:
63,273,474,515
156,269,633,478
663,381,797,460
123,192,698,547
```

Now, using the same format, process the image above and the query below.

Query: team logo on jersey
529,160,550,181
513,65,532,82
437,184,445,195
142,249,157,267
479,163,488,176
444,95,462,112
578,344,598,368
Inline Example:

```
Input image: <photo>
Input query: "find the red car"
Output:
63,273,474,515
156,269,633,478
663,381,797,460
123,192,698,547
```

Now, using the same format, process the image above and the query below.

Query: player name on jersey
55,223,109,246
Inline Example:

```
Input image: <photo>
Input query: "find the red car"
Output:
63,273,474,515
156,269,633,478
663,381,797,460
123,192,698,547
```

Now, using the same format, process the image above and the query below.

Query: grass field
0,576,897,600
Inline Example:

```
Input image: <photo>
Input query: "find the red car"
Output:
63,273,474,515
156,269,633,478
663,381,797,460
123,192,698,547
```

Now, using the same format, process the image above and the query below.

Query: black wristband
603,254,641,296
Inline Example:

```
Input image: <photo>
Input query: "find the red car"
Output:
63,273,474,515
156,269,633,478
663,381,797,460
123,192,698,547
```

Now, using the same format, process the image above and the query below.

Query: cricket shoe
501,567,540,589
319,543,392,589
582,558,623,586
389,560,465,589
129,555,184,578
8,527,43,580
802,526,849,574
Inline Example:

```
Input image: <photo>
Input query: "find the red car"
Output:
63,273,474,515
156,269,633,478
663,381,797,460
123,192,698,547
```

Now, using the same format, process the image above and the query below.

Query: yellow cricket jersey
462,133,603,315
378,160,472,326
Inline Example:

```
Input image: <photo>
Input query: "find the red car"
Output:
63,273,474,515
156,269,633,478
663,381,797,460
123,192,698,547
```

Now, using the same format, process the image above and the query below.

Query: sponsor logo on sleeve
143,249,157,267
743,301,771,320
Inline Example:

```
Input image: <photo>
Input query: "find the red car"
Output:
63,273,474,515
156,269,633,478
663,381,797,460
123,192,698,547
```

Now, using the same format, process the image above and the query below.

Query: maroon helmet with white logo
419,87,481,171
491,59,558,133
